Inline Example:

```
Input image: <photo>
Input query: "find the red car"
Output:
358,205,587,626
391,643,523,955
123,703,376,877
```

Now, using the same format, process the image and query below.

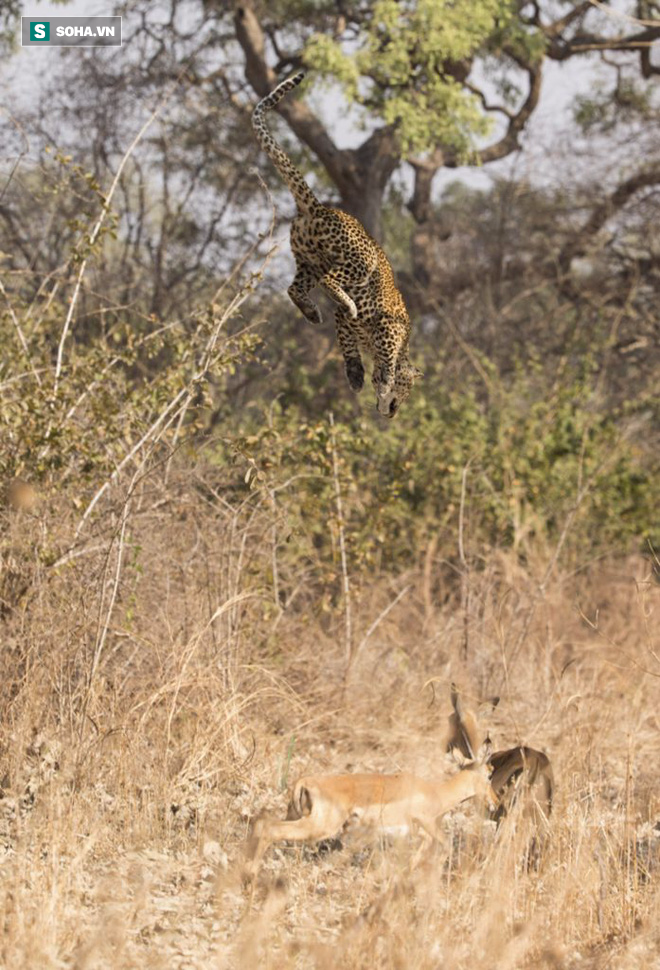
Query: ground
1,491,659,969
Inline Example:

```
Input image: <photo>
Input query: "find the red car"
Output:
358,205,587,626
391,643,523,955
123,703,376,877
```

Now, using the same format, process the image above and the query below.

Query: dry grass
1,468,659,970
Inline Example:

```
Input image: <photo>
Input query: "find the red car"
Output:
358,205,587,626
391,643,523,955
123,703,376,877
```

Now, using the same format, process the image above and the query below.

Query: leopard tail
252,72,318,213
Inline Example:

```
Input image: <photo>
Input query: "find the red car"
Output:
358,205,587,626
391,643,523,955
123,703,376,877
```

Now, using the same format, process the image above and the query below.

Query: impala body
245,745,496,878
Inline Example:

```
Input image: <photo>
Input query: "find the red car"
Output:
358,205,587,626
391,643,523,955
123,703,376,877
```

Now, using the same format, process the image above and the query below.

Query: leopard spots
252,72,422,418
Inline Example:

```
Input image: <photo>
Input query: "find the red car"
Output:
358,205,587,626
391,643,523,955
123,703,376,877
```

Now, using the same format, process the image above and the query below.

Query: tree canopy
228,0,660,238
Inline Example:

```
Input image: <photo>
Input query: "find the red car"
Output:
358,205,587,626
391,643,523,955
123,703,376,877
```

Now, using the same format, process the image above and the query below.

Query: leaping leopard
252,72,422,419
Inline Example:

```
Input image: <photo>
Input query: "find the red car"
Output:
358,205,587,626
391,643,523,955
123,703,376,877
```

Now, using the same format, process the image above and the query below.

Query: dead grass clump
0,468,658,968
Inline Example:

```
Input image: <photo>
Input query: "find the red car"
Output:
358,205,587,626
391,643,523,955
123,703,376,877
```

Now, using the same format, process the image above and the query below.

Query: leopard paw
305,306,323,325
345,357,365,392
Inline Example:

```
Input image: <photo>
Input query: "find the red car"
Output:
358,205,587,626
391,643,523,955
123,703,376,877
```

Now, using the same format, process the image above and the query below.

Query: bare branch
543,1,593,38
587,0,660,29
0,278,42,386
546,25,660,59
406,57,542,224
464,81,516,120
559,165,660,272
54,84,178,394
641,43,660,74
328,411,352,670
0,110,30,206
445,59,543,169
234,1,356,193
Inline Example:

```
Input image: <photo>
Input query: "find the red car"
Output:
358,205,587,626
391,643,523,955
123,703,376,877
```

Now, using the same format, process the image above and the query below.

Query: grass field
1,473,659,969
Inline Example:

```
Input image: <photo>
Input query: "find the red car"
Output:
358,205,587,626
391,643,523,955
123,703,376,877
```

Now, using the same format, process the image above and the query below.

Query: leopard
252,71,422,419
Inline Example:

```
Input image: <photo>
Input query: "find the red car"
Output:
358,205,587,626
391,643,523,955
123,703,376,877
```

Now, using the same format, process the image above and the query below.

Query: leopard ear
412,366,424,380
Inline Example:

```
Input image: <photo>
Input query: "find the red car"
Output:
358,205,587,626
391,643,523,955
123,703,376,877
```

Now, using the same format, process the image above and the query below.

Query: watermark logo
22,17,122,47
29,21,50,42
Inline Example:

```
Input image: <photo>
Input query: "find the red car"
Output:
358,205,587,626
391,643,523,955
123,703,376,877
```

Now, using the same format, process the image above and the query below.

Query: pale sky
4,1,656,198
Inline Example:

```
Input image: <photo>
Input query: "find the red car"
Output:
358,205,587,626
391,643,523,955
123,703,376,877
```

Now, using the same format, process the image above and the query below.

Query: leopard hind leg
335,308,364,392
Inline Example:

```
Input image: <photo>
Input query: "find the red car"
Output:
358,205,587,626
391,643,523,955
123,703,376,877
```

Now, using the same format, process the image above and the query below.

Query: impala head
451,736,498,812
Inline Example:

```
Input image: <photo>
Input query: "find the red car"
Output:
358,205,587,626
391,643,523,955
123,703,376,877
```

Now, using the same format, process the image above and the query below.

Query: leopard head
376,362,423,418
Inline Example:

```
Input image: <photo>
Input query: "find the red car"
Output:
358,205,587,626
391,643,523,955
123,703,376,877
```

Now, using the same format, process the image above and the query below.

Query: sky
4,0,657,198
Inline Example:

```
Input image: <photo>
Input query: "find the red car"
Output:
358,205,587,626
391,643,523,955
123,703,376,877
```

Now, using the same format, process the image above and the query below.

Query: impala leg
409,816,446,870
244,807,347,881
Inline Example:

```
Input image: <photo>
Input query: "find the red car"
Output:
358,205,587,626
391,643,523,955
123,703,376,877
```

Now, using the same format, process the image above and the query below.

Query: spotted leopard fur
252,72,422,418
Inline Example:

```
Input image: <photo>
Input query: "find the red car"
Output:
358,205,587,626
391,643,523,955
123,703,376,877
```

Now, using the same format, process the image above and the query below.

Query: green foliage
574,80,655,132
229,364,658,585
0,155,262,487
0,301,258,485
0,0,21,55
484,10,546,64
303,0,541,156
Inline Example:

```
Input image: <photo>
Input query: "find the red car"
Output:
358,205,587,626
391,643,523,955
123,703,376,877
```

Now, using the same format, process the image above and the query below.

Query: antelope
447,683,554,825
245,740,498,879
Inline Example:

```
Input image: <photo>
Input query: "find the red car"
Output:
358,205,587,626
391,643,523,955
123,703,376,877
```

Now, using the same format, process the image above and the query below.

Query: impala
245,740,497,878
447,683,554,824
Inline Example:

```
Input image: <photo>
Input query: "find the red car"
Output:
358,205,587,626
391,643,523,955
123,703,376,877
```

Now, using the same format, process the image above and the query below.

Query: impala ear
450,683,467,721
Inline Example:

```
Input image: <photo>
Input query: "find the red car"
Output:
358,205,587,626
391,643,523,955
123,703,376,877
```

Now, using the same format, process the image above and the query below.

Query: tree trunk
339,128,399,239
234,0,398,241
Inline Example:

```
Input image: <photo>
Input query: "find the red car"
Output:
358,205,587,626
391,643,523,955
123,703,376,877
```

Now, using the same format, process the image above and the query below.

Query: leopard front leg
288,263,323,325
335,309,364,392
371,353,395,401
372,323,403,417
321,272,358,320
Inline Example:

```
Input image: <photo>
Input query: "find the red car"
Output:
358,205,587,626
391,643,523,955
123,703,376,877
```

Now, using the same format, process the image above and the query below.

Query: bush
230,362,658,583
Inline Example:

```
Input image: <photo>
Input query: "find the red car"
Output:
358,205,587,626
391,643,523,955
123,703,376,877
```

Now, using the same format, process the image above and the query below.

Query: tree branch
407,162,438,225
463,81,516,120
446,58,543,168
405,54,542,228
641,43,660,74
543,1,593,38
559,165,660,272
233,1,358,195
546,25,660,59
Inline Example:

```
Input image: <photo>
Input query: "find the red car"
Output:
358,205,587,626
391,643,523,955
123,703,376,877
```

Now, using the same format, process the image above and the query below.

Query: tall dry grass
1,466,659,969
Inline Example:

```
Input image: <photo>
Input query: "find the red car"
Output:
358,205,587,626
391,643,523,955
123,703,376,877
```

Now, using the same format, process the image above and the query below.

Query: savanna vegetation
1,0,659,966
